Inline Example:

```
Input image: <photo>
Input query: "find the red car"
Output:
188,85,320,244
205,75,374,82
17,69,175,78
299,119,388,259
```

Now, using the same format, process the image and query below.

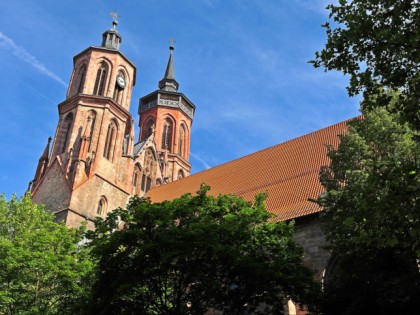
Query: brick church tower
30,20,196,227
138,44,195,182
31,19,137,227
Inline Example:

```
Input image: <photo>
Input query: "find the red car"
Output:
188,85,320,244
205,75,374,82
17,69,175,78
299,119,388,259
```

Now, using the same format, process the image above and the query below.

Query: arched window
96,196,107,216
103,120,117,160
87,110,96,152
178,124,186,157
142,118,155,140
93,62,108,96
156,178,162,186
161,119,173,151
76,64,86,94
61,113,73,153
113,71,125,104
178,170,185,179
140,174,151,193
133,164,141,189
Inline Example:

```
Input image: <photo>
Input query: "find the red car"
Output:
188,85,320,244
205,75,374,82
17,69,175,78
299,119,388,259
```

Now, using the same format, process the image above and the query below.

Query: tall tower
31,18,137,227
138,44,196,182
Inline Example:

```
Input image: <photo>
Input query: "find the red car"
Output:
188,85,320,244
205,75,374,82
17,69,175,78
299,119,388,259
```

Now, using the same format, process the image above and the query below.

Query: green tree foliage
312,0,420,128
0,194,94,315
317,106,420,314
86,185,320,315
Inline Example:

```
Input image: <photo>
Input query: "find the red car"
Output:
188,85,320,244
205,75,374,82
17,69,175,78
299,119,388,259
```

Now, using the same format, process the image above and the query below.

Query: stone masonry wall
32,160,71,213
293,214,330,281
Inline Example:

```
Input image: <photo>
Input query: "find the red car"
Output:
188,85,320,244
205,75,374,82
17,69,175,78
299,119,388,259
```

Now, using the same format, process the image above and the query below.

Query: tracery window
161,119,173,151
178,124,186,157
76,64,86,94
103,120,117,160
93,62,108,96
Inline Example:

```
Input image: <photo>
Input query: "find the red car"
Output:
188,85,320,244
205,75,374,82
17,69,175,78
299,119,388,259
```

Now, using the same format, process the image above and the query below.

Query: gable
32,159,71,213
146,118,356,221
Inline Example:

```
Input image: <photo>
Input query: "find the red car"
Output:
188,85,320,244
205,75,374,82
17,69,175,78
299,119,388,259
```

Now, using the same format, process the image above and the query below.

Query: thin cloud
23,83,57,105
190,152,211,170
0,31,67,87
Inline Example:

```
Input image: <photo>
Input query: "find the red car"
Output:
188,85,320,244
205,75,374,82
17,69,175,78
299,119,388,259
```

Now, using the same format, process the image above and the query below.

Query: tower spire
159,41,179,92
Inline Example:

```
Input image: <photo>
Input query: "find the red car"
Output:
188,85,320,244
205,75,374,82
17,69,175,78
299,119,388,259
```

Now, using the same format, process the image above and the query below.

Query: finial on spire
109,11,120,30
169,39,176,52
158,41,179,92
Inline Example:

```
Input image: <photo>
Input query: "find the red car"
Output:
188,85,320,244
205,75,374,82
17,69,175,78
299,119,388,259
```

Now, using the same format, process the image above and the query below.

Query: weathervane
109,11,120,30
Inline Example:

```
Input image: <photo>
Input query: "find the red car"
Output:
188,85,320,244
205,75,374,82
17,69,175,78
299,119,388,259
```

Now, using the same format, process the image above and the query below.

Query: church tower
138,44,196,182
31,18,137,228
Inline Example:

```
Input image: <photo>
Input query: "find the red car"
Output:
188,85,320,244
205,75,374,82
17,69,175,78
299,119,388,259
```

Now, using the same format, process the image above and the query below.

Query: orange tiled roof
147,118,356,221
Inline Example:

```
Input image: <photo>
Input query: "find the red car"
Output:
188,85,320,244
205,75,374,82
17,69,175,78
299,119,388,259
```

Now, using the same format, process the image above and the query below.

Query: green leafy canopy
317,106,420,314
86,184,321,315
0,194,94,315
311,0,420,128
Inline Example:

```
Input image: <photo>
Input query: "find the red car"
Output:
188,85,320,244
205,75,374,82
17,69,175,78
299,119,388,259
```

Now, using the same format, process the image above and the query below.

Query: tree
85,185,320,315
316,105,420,314
0,194,94,315
311,0,420,128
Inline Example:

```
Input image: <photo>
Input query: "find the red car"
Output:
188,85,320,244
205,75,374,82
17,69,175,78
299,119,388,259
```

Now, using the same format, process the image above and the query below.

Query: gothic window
76,64,86,94
143,118,155,140
133,164,141,190
60,113,73,153
178,170,185,179
113,71,125,104
133,171,138,187
141,174,146,192
87,110,96,152
161,119,173,151
141,174,152,193
103,120,118,160
178,124,186,157
96,196,107,216
146,177,152,192
156,178,162,186
93,62,108,96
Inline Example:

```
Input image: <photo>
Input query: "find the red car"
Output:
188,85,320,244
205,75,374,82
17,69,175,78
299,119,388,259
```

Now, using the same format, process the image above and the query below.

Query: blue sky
0,0,359,198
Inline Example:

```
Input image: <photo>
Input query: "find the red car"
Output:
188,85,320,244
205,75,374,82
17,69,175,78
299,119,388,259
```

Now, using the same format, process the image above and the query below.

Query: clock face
116,75,126,89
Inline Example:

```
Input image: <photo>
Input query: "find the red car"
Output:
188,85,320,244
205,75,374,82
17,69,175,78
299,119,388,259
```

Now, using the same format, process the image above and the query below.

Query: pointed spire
32,137,52,189
41,137,52,161
101,12,122,50
159,41,179,92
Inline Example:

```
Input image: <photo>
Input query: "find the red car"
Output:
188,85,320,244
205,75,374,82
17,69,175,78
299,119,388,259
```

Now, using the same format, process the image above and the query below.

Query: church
30,20,351,288
30,19,195,228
